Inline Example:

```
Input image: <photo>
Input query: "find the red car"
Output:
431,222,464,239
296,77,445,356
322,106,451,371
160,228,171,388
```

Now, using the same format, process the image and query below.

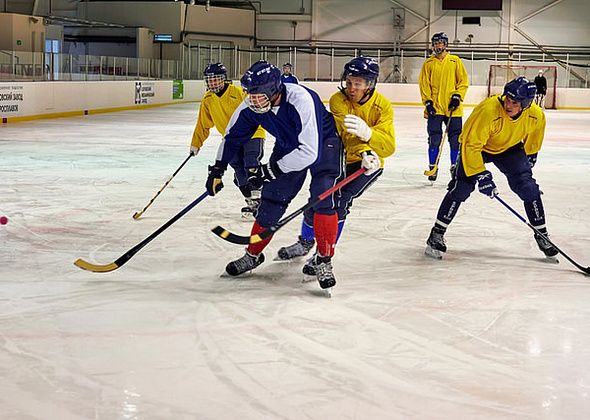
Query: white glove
189,146,200,157
344,114,372,142
361,151,380,175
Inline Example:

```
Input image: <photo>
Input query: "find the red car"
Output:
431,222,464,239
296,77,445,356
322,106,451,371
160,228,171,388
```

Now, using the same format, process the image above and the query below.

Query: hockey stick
424,110,453,177
212,167,366,245
75,191,209,273
495,195,590,275
133,154,192,220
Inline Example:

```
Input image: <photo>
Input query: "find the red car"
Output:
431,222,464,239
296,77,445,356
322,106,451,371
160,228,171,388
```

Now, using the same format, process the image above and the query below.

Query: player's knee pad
255,199,287,227
509,175,540,202
447,178,475,202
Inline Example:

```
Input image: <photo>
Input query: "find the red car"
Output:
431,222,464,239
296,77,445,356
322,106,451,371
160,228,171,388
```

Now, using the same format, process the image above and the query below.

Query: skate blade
424,245,443,259
219,270,253,278
273,255,295,262
301,274,315,283
307,287,332,298
545,255,559,264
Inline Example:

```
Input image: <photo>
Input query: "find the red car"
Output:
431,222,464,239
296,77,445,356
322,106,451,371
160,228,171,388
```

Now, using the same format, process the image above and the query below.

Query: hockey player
276,57,395,276
419,32,469,181
534,70,547,107
280,62,299,84
205,60,344,290
425,76,558,260
190,62,265,217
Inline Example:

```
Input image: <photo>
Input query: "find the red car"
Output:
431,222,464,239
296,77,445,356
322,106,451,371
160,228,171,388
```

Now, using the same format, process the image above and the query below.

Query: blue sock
450,149,459,165
301,221,315,241
428,147,439,165
336,220,345,242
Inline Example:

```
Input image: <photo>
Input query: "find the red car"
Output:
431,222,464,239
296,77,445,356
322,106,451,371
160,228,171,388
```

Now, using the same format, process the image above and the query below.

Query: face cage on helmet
205,74,226,93
245,93,273,114
432,41,447,55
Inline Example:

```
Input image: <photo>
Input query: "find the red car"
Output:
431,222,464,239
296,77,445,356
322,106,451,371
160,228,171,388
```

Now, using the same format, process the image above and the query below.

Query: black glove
527,153,538,168
476,170,497,198
247,162,283,190
449,94,461,111
425,100,436,116
206,164,225,196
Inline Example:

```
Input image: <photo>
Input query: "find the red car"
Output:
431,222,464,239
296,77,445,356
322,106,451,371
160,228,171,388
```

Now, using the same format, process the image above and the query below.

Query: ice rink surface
1,103,590,419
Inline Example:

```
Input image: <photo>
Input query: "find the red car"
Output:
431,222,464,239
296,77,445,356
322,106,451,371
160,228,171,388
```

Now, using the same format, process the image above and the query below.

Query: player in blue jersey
205,60,344,290
280,62,299,84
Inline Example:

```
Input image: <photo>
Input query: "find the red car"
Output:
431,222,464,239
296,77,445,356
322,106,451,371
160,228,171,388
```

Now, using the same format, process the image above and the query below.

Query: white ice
1,103,590,419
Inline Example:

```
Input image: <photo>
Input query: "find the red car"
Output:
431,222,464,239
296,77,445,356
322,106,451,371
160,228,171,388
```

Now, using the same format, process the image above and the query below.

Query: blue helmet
340,56,379,103
240,60,282,113
431,32,448,54
203,62,227,93
503,76,537,110
342,56,379,86
204,62,227,77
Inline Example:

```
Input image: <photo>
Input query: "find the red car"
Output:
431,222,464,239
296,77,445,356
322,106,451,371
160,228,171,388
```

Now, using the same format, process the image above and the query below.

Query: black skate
276,236,315,260
302,253,317,277
428,165,438,183
425,225,447,259
225,252,265,276
315,255,336,291
534,232,559,262
450,164,457,177
241,197,260,219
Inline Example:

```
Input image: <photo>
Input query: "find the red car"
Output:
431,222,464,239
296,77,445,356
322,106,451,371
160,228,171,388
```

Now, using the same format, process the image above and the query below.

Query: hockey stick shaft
495,195,590,274
75,191,209,273
424,110,453,177
133,154,192,219
212,167,366,245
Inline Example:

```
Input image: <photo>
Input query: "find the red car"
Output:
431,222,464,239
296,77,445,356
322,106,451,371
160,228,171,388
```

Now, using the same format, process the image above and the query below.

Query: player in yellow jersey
190,62,265,217
419,32,469,181
276,57,396,275
425,76,558,260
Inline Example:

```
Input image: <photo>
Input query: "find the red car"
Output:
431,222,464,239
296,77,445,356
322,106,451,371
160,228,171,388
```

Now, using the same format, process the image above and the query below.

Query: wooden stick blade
211,226,252,245
424,166,438,176
74,258,120,273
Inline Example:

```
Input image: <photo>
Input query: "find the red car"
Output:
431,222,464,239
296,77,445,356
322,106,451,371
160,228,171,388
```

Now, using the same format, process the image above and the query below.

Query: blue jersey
281,74,299,84
217,83,339,174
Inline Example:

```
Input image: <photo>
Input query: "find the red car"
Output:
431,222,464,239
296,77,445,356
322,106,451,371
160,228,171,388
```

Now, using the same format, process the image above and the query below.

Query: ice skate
300,253,317,284
425,225,447,259
225,251,265,276
276,236,315,261
314,255,336,294
241,197,260,219
428,165,438,185
534,232,559,263
449,164,457,177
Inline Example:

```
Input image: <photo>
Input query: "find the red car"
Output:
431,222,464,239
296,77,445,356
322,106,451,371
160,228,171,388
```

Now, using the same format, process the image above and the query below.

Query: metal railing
1,46,589,88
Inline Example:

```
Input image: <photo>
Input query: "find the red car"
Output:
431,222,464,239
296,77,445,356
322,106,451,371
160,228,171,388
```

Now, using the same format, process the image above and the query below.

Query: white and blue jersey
217,83,338,174
216,83,344,227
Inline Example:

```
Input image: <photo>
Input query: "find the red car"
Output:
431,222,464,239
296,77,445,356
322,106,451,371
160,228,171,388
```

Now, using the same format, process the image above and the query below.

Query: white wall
0,80,206,120
2,81,589,123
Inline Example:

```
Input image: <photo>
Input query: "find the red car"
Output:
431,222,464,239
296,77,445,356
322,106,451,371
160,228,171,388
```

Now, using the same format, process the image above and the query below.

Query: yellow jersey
419,53,469,117
460,95,546,177
191,83,265,148
329,89,395,166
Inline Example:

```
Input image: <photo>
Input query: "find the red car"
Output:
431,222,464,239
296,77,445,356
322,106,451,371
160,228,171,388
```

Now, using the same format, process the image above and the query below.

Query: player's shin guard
524,198,546,228
314,213,338,258
246,221,272,256
428,147,439,165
